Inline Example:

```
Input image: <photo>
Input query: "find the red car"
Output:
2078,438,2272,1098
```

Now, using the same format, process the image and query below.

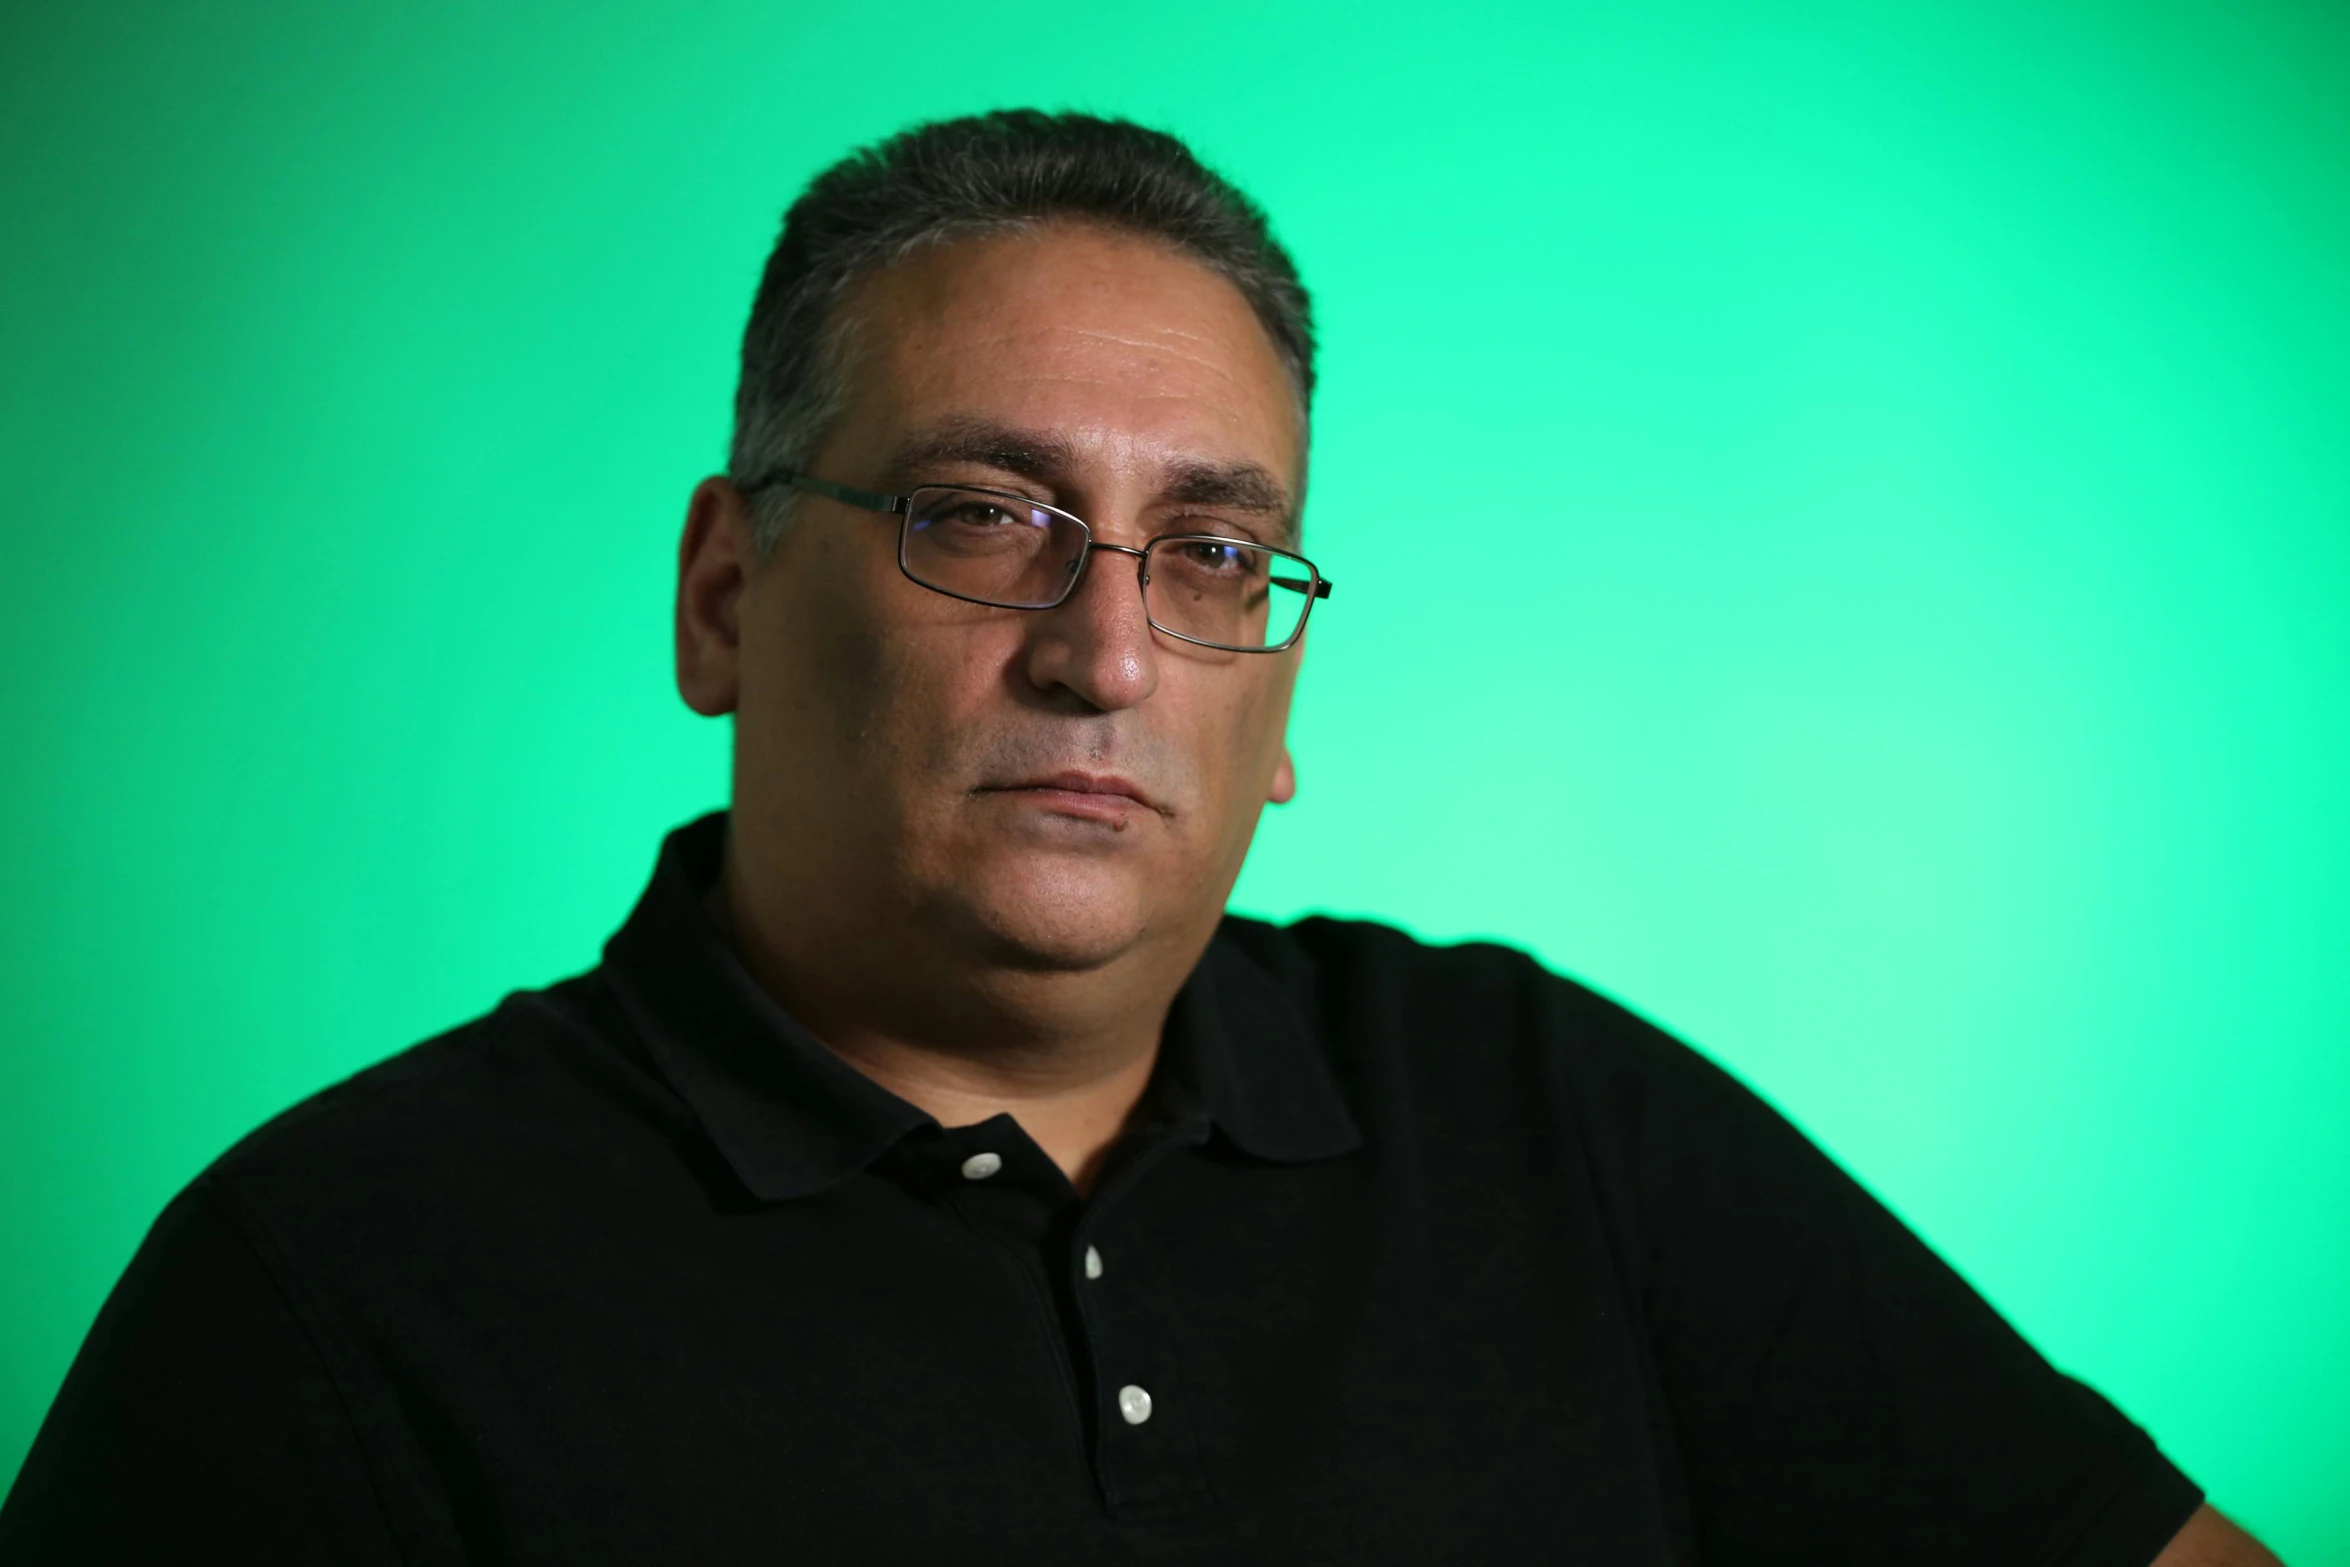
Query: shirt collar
601,813,1360,1202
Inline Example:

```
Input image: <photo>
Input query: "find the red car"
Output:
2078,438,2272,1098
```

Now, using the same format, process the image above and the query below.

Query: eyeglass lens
901,486,1317,651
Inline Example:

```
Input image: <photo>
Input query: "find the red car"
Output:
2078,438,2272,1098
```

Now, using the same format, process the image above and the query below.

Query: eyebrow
882,416,1298,542
1161,461,1292,522
883,418,1080,491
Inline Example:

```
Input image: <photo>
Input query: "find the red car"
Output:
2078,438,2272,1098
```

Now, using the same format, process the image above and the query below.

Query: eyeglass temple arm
1273,575,1335,600
735,470,909,515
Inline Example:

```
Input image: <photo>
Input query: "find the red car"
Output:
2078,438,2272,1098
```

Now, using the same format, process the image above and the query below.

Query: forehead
821,223,1304,499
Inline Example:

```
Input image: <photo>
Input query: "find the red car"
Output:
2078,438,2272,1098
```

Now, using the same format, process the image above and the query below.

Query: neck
709,853,1199,1194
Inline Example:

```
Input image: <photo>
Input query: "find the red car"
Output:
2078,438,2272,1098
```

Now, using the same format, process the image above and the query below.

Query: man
0,111,2278,1564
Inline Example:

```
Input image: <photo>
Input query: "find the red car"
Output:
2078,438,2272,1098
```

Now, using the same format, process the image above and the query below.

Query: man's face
699,223,1308,978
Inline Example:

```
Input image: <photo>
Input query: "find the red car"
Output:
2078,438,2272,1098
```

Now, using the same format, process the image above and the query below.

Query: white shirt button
959,1151,1002,1181
1117,1384,1153,1426
1084,1245,1104,1280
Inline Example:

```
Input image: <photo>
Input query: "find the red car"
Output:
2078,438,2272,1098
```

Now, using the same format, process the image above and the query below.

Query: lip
979,769,1164,821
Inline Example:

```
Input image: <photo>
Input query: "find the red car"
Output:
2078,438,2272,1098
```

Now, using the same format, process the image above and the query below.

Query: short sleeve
1565,987,2205,1566
0,1180,404,1565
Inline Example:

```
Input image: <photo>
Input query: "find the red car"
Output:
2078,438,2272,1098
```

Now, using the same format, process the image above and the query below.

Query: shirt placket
926,1115,1219,1526
1068,1129,1220,1524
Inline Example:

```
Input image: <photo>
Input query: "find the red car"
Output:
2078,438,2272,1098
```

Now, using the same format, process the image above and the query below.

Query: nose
1019,541,1160,711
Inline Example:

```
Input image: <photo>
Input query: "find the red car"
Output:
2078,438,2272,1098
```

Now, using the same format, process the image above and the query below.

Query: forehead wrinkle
911,308,1276,384
854,223,1299,413
1050,320,1250,362
940,347,1305,528
996,322,1277,400
853,248,1304,531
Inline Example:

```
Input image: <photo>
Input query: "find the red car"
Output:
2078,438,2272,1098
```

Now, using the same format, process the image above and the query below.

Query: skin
2154,1507,2285,1566
674,222,1305,1193
672,219,2278,1567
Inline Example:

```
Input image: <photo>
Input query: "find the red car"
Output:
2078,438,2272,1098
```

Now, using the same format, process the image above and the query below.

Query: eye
1177,540,1259,574
907,492,1060,543
932,501,1023,528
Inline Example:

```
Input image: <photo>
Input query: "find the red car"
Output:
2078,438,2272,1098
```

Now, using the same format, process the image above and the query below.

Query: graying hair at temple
728,109,1318,553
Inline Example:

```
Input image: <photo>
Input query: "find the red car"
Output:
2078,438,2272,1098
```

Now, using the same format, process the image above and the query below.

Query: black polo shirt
2,814,2202,1564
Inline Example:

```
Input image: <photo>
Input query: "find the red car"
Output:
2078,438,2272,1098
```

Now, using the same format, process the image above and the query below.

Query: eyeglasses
738,471,1333,654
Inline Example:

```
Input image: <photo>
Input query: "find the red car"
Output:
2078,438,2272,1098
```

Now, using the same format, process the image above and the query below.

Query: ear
676,476,755,717
1269,745,1297,805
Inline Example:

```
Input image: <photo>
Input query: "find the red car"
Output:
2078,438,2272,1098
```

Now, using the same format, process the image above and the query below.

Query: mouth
975,770,1167,826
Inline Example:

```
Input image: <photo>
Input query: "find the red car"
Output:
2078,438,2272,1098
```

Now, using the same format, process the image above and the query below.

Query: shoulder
1215,911,1793,1172
193,971,679,1250
1217,909,1689,1076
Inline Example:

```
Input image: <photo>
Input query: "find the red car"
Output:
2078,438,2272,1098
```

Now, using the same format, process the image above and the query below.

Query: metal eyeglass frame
738,469,1334,654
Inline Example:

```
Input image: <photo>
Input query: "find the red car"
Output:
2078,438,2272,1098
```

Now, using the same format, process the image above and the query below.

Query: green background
4,0,2344,1554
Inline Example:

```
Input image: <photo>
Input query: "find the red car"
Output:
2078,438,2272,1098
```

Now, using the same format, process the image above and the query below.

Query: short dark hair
730,110,1315,548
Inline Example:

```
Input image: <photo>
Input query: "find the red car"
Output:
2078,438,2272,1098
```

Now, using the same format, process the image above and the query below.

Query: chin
939,854,1164,972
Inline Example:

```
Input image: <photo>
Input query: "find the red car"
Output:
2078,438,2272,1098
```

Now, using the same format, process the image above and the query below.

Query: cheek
1243,659,1299,754
737,543,906,772
851,615,1043,806
1196,667,1296,811
750,538,1026,783
871,629,998,746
